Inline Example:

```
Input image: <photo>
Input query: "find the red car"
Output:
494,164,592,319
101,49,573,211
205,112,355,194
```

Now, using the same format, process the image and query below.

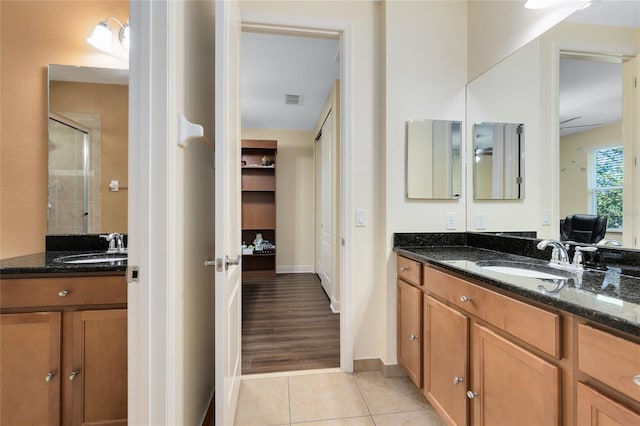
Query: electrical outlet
446,212,457,230
542,210,551,225
476,212,486,230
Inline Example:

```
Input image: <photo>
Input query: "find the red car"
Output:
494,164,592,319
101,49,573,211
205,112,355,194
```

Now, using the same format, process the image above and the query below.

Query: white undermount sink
54,252,127,264
475,260,578,280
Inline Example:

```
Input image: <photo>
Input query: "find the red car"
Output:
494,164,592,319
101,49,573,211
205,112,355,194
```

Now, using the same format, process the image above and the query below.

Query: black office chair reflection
560,214,608,244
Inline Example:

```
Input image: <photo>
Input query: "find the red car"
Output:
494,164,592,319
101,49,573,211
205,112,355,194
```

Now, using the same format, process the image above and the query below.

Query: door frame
241,20,354,373
128,1,179,424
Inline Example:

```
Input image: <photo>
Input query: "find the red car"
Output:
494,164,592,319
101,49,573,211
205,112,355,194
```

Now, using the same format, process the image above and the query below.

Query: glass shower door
47,116,89,234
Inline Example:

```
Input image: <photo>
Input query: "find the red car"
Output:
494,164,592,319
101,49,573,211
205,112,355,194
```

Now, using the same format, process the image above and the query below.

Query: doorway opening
239,24,343,375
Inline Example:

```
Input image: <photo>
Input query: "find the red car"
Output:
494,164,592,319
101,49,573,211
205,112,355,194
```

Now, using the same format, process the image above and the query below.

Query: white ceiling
240,32,340,131
239,1,637,135
560,0,639,136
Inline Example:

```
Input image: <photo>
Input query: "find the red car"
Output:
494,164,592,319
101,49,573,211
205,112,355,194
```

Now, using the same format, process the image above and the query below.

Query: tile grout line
352,373,374,418
287,375,292,425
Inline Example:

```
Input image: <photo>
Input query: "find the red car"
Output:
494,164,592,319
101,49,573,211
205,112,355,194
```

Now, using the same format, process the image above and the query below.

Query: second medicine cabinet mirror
406,119,462,199
473,122,525,200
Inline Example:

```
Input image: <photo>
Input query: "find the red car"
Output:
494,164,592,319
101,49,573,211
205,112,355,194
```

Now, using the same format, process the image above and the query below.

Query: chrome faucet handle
100,233,124,253
572,247,584,269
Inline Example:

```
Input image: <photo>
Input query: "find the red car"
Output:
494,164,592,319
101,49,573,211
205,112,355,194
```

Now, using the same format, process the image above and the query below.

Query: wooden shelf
241,139,277,277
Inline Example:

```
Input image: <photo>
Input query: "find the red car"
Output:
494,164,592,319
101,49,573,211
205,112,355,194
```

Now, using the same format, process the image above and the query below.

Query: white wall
240,0,383,362
560,122,622,218
466,39,542,233
467,0,581,81
384,0,467,365
242,128,316,273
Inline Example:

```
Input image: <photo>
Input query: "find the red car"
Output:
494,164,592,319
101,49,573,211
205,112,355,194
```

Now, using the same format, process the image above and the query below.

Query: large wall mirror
47,64,128,235
466,1,639,247
406,119,462,199
473,122,524,200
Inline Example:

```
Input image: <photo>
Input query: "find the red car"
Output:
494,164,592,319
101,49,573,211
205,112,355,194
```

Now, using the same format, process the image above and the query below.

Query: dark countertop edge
0,251,127,276
394,246,640,337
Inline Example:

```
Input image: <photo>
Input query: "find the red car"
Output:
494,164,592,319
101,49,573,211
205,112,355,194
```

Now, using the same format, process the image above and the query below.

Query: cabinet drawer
1,276,127,310
424,266,486,317
578,323,640,402
425,266,561,358
397,256,422,287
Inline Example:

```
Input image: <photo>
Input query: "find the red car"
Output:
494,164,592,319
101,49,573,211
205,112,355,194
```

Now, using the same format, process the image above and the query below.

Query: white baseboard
330,298,340,313
275,265,314,274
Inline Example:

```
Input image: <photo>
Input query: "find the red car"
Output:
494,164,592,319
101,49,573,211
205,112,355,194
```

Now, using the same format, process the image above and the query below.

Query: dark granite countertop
394,245,640,336
0,251,126,276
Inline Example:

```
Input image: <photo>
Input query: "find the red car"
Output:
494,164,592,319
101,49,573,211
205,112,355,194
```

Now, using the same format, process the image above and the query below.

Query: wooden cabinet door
424,295,469,426
577,382,640,425
69,309,127,426
398,280,422,387
1,312,61,425
470,323,560,426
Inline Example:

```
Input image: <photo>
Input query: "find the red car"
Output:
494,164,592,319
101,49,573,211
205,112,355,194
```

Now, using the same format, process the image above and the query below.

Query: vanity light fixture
524,0,591,10
87,17,130,53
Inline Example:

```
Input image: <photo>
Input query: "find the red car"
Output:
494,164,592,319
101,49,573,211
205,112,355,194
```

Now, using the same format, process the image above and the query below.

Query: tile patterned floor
234,370,445,426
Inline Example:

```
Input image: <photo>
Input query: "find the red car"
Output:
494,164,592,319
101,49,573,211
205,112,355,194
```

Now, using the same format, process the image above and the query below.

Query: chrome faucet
536,239,569,266
101,232,125,253
596,238,622,247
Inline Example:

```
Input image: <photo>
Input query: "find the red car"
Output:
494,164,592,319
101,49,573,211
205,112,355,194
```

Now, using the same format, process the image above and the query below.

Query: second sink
475,260,578,280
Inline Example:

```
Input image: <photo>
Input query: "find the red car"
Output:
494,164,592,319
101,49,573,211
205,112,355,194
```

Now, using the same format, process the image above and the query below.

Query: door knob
45,371,56,382
460,295,472,302
410,334,418,341
453,376,464,385
225,255,241,268
466,390,478,399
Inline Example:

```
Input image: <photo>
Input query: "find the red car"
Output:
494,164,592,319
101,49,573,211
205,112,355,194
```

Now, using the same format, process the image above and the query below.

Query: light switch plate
476,212,486,230
355,209,366,227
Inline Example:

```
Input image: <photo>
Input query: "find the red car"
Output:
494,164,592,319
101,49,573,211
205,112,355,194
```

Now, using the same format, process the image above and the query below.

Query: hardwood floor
242,273,340,375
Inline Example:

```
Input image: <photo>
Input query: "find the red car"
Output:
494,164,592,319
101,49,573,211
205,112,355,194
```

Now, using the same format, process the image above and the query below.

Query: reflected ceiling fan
560,115,604,130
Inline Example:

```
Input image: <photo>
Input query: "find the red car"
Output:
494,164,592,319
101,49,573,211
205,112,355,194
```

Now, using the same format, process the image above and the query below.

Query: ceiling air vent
285,94,303,106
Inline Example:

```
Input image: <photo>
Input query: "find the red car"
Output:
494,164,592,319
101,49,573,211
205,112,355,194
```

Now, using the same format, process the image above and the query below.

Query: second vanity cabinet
0,275,127,426
396,253,640,426
397,256,423,387
423,265,561,426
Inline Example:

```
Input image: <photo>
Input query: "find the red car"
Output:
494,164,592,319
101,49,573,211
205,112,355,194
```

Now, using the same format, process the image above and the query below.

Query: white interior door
214,1,242,424
316,111,333,300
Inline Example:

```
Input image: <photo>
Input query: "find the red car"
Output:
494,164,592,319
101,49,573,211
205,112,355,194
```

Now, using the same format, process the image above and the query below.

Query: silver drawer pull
453,376,464,385
466,390,478,399
58,290,69,297
45,371,56,382
460,295,471,302
634,375,640,386
410,334,418,341
400,267,410,272
69,370,79,381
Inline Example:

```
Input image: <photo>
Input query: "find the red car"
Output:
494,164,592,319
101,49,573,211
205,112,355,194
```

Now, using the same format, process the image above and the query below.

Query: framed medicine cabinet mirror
47,64,129,235
473,122,525,200
406,119,462,199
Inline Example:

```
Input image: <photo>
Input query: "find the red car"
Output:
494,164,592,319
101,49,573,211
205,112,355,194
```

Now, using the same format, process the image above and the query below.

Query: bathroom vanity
0,248,127,425
395,233,640,426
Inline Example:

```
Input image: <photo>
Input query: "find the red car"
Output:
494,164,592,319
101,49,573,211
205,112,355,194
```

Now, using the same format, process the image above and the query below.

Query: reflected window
589,146,623,229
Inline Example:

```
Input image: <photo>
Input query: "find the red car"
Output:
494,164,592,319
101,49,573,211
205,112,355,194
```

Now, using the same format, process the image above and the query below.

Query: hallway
242,273,340,374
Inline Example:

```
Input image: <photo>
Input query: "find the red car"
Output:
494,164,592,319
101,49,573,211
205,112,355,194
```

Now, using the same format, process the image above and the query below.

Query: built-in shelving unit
241,139,277,277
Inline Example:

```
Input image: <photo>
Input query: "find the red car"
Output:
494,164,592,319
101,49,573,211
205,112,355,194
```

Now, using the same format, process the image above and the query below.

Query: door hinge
126,266,140,283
